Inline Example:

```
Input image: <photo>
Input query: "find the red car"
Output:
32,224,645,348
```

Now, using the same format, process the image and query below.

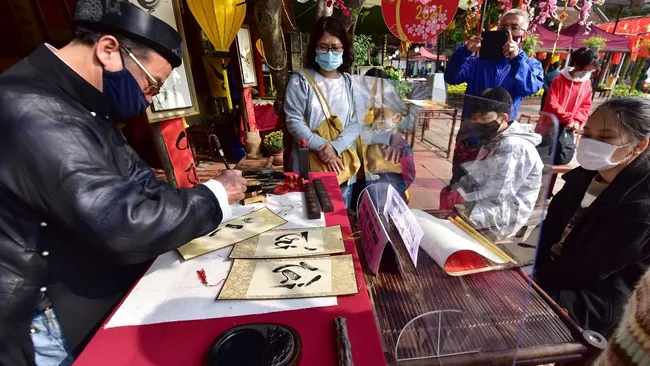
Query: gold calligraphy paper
178,207,287,260
229,225,345,259
217,255,358,300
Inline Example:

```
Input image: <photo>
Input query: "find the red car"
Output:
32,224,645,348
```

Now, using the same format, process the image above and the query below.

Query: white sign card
384,184,424,268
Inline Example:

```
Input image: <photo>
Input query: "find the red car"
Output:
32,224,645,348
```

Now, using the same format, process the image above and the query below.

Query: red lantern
538,52,547,60
382,0,458,43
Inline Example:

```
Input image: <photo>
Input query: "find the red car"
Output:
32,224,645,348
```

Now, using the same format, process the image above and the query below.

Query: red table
75,173,384,366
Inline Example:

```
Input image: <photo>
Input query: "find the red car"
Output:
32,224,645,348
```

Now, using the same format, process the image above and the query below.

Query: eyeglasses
498,24,524,33
316,45,344,54
120,44,160,95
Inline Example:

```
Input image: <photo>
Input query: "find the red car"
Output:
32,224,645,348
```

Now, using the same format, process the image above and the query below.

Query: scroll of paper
217,255,358,300
229,225,345,259
178,207,287,260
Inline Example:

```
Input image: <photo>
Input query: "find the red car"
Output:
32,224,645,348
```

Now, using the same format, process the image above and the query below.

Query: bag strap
300,69,334,118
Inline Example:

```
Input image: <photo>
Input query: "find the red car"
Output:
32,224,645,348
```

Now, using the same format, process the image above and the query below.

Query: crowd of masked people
283,9,650,365
285,10,650,364
1,0,649,364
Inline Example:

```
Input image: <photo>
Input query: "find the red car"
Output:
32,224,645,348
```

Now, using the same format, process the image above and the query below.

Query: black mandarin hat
74,0,183,68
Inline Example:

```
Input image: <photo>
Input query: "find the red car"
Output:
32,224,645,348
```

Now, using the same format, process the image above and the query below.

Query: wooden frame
130,0,200,123
236,25,258,87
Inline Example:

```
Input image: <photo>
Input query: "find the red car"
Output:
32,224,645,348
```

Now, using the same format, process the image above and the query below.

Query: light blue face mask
573,70,591,79
315,51,343,72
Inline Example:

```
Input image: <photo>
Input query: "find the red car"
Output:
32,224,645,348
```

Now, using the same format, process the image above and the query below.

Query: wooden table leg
547,173,558,199
447,112,458,159
420,118,427,142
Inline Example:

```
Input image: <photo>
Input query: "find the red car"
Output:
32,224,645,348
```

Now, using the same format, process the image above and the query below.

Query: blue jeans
31,309,74,366
340,183,353,208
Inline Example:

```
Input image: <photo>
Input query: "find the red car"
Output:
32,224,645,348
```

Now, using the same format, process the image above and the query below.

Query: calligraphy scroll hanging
203,56,234,110
381,0,458,43
159,117,199,188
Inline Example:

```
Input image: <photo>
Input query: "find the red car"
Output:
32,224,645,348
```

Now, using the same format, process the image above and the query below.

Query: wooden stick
335,317,353,366
447,217,516,264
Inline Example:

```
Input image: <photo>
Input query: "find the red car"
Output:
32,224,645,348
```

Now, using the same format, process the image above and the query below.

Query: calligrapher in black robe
0,2,230,365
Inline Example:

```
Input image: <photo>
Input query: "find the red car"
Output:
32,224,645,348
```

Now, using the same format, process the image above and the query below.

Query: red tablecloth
75,173,384,366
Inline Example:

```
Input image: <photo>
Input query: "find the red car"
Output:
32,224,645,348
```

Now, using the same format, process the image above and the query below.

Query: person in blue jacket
445,8,544,185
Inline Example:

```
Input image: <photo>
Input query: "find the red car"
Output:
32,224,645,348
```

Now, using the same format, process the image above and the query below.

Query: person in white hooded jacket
441,88,544,237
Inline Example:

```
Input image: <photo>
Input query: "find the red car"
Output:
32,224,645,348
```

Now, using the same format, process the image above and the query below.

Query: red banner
160,118,199,188
382,0,458,43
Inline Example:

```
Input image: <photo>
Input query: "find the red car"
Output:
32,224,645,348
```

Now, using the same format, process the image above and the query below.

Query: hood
494,121,542,146
560,67,592,83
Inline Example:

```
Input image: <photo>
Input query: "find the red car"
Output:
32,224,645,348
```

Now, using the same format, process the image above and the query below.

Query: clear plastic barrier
351,73,582,365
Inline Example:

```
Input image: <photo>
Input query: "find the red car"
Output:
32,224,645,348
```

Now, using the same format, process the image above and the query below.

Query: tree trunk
620,55,632,83
631,57,648,91
254,0,290,114
340,0,366,35
316,0,333,21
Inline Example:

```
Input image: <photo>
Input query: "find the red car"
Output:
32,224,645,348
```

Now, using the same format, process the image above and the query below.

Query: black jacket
535,153,650,338
0,46,223,365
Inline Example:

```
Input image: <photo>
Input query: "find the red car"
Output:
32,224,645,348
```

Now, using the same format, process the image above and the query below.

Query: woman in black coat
535,97,650,339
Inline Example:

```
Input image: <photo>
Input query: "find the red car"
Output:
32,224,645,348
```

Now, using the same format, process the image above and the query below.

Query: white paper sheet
385,185,423,267
412,209,504,271
231,192,326,229
105,247,337,328
104,192,332,328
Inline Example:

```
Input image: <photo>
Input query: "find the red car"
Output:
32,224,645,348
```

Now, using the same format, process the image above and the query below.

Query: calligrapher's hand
466,36,482,54
317,143,339,164
213,169,247,204
326,158,345,176
503,30,520,59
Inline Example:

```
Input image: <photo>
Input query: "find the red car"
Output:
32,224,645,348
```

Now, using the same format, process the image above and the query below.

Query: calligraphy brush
209,134,231,170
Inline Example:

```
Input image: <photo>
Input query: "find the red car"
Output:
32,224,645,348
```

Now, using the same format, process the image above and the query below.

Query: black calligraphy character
242,218,254,224
272,262,320,289
273,232,316,251
208,223,244,236
184,163,199,185
175,130,189,150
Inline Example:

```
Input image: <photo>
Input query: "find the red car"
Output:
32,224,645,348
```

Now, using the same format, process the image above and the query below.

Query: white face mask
576,138,635,171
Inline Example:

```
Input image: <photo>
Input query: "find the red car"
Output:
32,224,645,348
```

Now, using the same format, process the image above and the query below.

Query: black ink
175,130,189,150
242,218,254,224
271,262,321,289
273,232,317,251
279,269,301,284
184,163,199,185
304,275,322,287
209,223,243,236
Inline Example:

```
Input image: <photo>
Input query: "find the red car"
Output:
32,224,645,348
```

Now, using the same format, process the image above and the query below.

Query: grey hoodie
457,121,544,237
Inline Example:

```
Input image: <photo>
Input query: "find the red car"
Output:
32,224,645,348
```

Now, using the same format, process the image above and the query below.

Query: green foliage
447,82,544,97
353,35,374,70
521,35,540,56
384,67,412,99
612,84,645,98
264,131,284,151
582,36,607,52
447,83,467,95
